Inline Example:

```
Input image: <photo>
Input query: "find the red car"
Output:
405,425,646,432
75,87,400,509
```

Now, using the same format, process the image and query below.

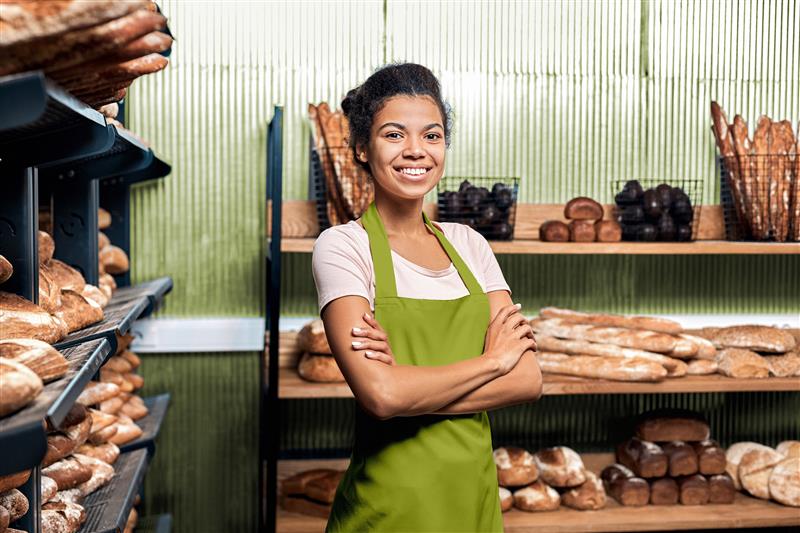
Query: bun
493,447,538,487
569,219,596,242
564,197,603,220
539,220,570,242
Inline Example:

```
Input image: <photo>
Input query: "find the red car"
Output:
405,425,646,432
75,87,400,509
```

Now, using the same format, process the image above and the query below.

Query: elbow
359,382,400,420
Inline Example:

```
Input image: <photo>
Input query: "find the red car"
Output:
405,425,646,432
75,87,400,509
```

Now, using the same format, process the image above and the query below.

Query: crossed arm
320,290,542,420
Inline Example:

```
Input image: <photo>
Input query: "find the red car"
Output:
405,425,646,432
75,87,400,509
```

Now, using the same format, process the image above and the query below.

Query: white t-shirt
312,219,512,316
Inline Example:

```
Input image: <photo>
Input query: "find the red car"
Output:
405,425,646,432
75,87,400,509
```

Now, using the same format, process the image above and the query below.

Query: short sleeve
311,227,372,316
466,226,512,295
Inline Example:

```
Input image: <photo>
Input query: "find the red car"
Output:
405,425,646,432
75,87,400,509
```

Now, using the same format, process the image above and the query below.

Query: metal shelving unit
119,394,171,454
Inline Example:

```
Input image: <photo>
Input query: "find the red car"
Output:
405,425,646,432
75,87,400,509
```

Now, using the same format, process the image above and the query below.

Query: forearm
432,351,542,415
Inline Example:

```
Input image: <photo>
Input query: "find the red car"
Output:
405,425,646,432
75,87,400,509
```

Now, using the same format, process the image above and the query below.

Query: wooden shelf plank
276,457,800,533
278,367,800,399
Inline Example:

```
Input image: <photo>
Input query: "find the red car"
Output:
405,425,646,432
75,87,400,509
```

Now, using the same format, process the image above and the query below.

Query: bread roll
304,470,343,504
297,319,331,354
38,231,55,264
99,245,130,274
616,438,668,478
649,477,679,505
88,423,118,445
99,368,124,387
594,220,622,242
88,409,118,434
708,473,736,504
531,317,678,353
108,421,143,445
539,220,570,242
104,355,133,374
499,487,513,512
568,220,596,242
725,442,775,490
42,457,93,490
677,474,710,505
534,446,586,487
77,382,120,406
600,464,649,506
493,447,538,487
561,470,606,510
75,442,120,465
776,441,800,459
739,447,784,499
282,469,338,496
662,441,699,477
297,353,344,383
98,208,112,230
716,348,770,378
100,395,125,415
764,352,800,377
73,454,115,496
41,476,58,503
0,338,68,383
687,359,718,375
0,488,28,522
769,457,800,507
0,470,31,493
119,396,148,420
119,348,140,368
538,307,683,335
0,358,43,417
691,440,727,475
0,255,11,284
0,291,67,343
513,480,560,511
536,352,667,382
125,373,144,390
564,197,603,220
635,410,710,442
710,326,797,353
98,232,111,251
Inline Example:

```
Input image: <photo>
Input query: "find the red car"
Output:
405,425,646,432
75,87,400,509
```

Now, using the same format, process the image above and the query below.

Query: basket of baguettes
530,307,799,382
710,102,799,242
0,0,172,111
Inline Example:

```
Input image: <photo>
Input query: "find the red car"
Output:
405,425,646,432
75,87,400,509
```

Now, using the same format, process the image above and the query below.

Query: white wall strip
131,318,266,353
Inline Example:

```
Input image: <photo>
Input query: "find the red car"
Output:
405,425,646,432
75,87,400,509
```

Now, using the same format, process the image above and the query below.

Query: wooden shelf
276,456,800,533
278,367,800,399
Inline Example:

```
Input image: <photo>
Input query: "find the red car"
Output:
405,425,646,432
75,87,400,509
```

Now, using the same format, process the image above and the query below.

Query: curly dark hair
341,63,453,172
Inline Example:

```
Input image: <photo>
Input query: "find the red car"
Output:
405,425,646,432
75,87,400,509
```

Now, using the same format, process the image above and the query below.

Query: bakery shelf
0,338,112,476
53,295,150,351
276,237,800,255
103,154,171,187
277,367,800,399
276,456,800,533
119,394,171,454
78,448,150,533
111,277,174,317
0,71,114,168
131,514,173,533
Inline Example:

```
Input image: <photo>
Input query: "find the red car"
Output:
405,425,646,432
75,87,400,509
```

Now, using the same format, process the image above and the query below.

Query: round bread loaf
564,197,604,221
99,245,130,274
297,319,331,354
594,220,622,242
297,352,344,383
0,255,11,284
776,441,800,459
561,470,607,510
535,446,586,487
769,457,800,507
739,447,784,499
513,480,560,511
98,208,112,230
493,447,538,487
568,220,596,242
0,358,43,417
538,220,569,242
499,487,513,512
725,442,775,490
38,231,55,264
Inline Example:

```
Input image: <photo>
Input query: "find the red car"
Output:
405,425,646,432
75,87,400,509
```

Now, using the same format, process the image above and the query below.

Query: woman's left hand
351,312,396,366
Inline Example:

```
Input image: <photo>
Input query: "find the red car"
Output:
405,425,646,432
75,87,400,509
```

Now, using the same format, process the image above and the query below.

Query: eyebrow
378,122,444,132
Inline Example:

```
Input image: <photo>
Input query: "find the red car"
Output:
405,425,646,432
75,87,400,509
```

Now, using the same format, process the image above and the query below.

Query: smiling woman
311,63,542,532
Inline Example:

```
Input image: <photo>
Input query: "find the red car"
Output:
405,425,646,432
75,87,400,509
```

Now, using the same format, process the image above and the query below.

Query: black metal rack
52,294,150,351
111,276,174,317
119,394,171,454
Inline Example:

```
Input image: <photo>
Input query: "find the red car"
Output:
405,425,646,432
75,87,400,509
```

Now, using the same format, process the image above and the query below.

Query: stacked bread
540,197,622,243
726,440,800,507
0,0,172,110
710,102,799,242
296,320,344,383
280,469,344,518
308,103,374,226
97,207,130,286
0,470,31,532
0,339,69,417
494,445,606,513
697,326,799,378
603,410,735,507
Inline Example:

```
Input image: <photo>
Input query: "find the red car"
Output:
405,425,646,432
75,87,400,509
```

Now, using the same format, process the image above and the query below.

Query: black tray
119,394,170,454
110,277,173,317
53,295,149,351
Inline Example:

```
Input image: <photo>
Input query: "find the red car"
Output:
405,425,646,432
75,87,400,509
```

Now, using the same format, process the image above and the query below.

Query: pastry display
540,196,622,243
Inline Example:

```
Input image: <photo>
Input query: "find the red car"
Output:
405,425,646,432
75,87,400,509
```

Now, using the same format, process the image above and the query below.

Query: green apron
326,202,503,533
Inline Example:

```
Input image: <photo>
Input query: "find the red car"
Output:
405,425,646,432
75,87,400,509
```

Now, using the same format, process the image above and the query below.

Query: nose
402,137,425,158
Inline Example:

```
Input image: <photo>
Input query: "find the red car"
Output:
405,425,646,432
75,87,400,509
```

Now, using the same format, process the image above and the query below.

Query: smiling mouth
393,167,432,181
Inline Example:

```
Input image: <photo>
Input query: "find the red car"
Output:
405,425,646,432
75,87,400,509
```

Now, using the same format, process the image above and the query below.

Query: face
358,95,446,200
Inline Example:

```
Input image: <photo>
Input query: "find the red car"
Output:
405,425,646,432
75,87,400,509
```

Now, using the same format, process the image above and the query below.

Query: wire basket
718,155,799,242
310,144,373,231
610,179,703,242
436,176,520,240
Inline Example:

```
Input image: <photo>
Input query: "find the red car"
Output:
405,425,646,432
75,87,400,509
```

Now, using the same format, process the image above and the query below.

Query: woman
312,63,542,532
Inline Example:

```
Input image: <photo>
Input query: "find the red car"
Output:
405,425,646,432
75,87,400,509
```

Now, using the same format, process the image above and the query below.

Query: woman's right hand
483,303,537,375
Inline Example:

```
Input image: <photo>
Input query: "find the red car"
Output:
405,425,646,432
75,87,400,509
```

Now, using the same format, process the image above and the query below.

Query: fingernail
351,341,362,348
364,351,374,357
515,303,522,309
364,312,372,319
352,327,362,334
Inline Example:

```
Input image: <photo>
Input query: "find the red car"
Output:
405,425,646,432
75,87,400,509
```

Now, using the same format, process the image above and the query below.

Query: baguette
679,333,717,360
730,116,758,238
666,335,699,359
538,307,683,335
752,116,772,240
710,102,746,229
536,352,667,382
535,335,683,373
531,318,677,353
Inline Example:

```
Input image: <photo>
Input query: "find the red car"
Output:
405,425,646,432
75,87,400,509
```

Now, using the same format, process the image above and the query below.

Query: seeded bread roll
677,474,710,505
662,441,699,477
691,440,727,475
616,438,668,478
710,325,797,353
600,464,649,506
708,473,736,504
493,447,539,487
769,457,800,507
649,477,679,505
499,487,513,512
539,220,570,242
564,197,604,220
513,480,560,511
561,470,606,510
0,358,43,417
716,348,770,378
569,219,596,242
534,446,586,487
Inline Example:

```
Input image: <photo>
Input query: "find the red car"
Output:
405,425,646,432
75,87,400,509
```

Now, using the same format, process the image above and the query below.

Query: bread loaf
125,373,144,390
687,359,718,375
41,475,58,503
534,446,586,487
561,470,606,510
0,338,68,383
297,319,331,354
38,231,55,264
648,477,679,505
616,438,668,478
77,382,120,406
600,464,649,506
63,416,92,449
98,208,112,230
568,219,596,242
0,358,43,416
0,470,30,493
538,307,683,335
282,469,338,496
776,440,800,459
304,470,343,504
99,368,124,387
512,480,560,511
104,355,133,374
666,336,699,358
41,500,86,532
297,353,344,382
635,410,710,442
55,289,104,333
710,326,797,353
536,335,683,373
708,473,736,504
39,266,62,314
680,333,717,360
42,457,93,491
692,440,727,475
538,220,570,242
0,488,28,522
99,245,130,274
119,395,148,420
677,474,710,505
662,441,699,477
725,442,774,490
108,421,142,445
536,352,667,382
594,220,622,242
716,348,770,378
739,447,784,499
0,503,8,531
764,352,800,377
99,395,125,415
43,259,85,292
564,197,603,220
119,348,139,367
75,442,120,465
0,291,67,343
769,457,800,507
42,433,76,468
88,423,118,445
73,454,114,496
0,255,11,284
493,447,538,487
531,317,678,353
81,284,108,309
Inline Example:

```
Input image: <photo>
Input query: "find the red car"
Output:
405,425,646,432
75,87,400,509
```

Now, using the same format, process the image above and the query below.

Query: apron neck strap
362,202,484,298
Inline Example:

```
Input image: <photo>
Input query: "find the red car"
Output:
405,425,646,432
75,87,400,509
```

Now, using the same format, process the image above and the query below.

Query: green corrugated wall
125,1,799,531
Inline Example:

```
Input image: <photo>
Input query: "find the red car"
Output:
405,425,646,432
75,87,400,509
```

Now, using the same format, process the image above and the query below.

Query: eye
385,132,403,139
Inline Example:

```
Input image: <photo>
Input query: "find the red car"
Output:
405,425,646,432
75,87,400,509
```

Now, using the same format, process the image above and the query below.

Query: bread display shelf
277,367,800,399
131,513,173,533
0,71,113,168
119,393,171,454
53,294,150,351
276,456,800,533
0,338,112,476
111,276,174,318
102,154,172,188
78,448,150,533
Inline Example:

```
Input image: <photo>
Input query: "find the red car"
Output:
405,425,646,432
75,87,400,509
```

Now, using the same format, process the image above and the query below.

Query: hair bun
341,88,360,116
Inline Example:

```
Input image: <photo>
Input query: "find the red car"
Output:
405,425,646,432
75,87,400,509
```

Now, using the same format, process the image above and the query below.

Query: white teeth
399,168,427,176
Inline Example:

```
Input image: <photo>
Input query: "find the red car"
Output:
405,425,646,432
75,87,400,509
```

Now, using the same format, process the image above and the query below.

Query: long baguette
752,116,772,239
793,124,800,240
531,318,678,353
539,307,682,334
536,352,668,382
679,333,717,360
536,335,682,372
711,102,746,229
731,116,758,238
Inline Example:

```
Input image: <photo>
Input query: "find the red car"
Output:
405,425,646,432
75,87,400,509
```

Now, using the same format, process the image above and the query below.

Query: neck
373,190,430,238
